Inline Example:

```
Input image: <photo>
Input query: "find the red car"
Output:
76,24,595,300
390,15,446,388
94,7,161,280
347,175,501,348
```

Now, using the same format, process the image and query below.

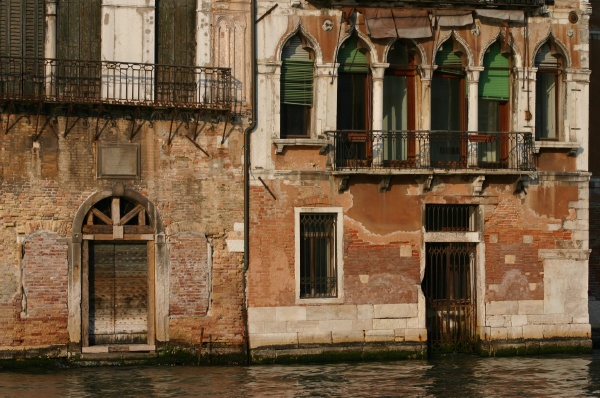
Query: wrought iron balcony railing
327,130,535,172
0,56,232,110
352,0,549,8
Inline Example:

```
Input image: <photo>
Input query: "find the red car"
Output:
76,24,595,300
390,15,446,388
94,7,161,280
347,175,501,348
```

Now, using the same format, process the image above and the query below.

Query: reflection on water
1,352,600,397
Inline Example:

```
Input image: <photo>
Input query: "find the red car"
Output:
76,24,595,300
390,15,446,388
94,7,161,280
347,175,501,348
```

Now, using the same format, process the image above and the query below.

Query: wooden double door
87,241,149,345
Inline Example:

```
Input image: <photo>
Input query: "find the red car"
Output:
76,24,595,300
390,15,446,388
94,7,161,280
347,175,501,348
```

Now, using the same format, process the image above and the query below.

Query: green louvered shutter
337,36,369,73
281,35,313,106
435,42,463,75
0,0,44,58
479,42,509,101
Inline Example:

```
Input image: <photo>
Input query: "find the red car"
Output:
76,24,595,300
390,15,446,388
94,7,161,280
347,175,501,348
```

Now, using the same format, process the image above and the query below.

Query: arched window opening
431,38,467,168
383,41,417,166
337,34,371,131
535,41,564,140
280,34,314,138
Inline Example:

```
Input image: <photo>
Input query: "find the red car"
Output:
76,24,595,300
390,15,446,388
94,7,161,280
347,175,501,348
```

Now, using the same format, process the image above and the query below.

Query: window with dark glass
383,40,416,165
300,213,337,299
280,34,314,138
535,42,563,140
431,39,466,168
336,35,372,166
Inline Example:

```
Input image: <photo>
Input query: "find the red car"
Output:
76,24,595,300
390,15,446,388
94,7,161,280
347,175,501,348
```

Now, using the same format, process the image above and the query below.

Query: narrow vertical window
478,41,511,167
280,34,314,138
300,213,337,299
383,40,416,165
535,42,563,140
156,0,197,103
337,35,371,131
431,39,466,168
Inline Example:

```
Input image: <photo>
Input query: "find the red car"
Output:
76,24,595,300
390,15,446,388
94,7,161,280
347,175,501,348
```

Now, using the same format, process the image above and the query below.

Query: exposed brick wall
169,232,211,317
0,115,246,352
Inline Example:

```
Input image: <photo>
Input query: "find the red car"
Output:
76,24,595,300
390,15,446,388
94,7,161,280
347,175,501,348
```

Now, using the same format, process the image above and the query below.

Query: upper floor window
431,38,467,168
383,40,417,165
57,0,101,62
534,41,564,141
0,0,44,59
479,41,511,133
337,34,371,131
280,34,314,138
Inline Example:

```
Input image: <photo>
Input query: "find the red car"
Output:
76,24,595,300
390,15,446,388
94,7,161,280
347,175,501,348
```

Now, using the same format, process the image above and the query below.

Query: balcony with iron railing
327,130,536,173
348,0,550,8
0,56,233,111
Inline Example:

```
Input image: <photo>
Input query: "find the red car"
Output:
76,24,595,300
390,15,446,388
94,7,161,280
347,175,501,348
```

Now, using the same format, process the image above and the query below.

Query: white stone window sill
273,138,329,155
533,140,580,155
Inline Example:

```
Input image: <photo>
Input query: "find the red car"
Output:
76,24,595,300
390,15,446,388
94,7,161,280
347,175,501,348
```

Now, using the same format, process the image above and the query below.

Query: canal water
1,352,600,397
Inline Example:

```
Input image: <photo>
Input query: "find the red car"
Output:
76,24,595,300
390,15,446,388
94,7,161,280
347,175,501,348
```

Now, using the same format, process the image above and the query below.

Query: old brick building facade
248,0,592,360
0,0,250,360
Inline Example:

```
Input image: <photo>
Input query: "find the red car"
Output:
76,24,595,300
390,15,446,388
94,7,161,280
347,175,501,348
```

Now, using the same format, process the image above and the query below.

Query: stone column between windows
466,67,482,168
516,67,537,134
45,0,57,97
467,67,482,133
315,63,336,137
420,66,433,132
371,63,388,166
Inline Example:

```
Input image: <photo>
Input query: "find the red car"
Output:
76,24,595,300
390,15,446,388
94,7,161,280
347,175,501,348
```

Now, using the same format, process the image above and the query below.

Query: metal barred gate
422,242,476,354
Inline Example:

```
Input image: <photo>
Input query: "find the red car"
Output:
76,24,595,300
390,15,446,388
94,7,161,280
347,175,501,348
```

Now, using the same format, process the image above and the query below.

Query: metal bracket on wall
94,112,113,141
258,176,277,200
379,176,392,193
338,176,350,193
184,135,210,157
128,108,144,141
2,102,30,135
63,104,81,138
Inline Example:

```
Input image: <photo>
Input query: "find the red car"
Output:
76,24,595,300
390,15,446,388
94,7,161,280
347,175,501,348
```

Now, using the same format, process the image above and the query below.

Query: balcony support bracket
184,135,210,157
192,109,205,141
64,105,81,138
94,113,113,141
338,176,350,193
128,108,144,141
3,102,30,136
221,110,232,144
472,175,486,195
423,175,434,192
379,176,391,193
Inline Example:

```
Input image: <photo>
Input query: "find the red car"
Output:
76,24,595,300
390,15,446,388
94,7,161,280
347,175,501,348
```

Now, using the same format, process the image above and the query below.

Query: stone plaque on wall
97,143,141,179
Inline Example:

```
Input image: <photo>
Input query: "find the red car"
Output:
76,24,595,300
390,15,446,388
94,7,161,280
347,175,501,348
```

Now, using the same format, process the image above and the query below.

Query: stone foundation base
250,342,427,364
478,338,593,357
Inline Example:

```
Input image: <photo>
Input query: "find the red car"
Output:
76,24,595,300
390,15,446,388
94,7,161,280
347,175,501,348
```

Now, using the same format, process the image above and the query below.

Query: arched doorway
69,186,167,352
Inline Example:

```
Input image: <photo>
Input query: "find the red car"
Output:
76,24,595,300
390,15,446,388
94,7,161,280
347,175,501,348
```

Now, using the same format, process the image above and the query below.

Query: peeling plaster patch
343,216,420,245
359,274,369,284
523,235,533,244
529,283,537,291
505,255,516,264
399,245,412,257
548,223,562,231
488,269,534,301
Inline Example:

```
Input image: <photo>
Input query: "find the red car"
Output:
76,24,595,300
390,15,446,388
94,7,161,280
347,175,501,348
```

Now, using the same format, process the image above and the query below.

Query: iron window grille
300,213,338,299
425,204,478,232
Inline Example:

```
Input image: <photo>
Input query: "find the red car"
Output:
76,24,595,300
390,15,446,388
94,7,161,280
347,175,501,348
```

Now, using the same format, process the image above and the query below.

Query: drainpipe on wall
242,0,258,366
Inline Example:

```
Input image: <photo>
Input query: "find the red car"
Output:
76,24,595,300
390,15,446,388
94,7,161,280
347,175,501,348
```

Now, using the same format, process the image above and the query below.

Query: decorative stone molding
273,138,329,154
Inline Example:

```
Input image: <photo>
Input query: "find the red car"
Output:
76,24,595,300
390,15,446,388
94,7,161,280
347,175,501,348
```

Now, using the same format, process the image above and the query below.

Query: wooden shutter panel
337,37,369,73
479,42,510,101
281,36,313,106
157,0,196,66
57,0,101,61
0,0,44,58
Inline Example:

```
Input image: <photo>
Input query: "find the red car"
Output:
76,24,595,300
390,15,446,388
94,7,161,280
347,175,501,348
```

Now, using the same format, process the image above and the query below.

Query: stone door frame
68,184,168,352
